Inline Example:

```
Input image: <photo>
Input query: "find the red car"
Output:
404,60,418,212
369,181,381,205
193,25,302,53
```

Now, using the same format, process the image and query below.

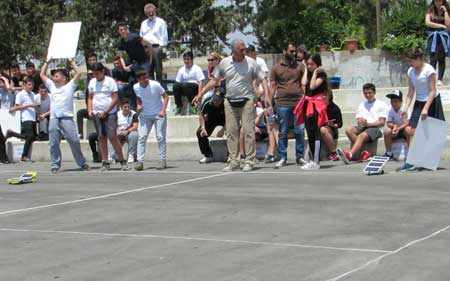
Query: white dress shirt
140,17,168,47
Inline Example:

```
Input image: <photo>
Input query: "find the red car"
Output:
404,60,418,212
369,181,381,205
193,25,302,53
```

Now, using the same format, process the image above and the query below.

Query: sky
213,0,258,52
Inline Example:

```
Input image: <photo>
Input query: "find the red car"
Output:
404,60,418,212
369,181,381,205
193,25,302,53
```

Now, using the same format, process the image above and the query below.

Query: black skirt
409,95,446,128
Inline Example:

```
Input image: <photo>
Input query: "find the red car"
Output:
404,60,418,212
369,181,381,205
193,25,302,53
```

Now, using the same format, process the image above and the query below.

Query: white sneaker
127,154,135,164
199,156,213,164
242,163,253,172
437,80,443,86
222,163,240,172
274,159,287,169
301,161,320,170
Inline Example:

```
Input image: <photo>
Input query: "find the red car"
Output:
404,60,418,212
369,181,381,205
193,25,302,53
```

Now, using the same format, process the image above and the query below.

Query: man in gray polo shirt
193,39,270,172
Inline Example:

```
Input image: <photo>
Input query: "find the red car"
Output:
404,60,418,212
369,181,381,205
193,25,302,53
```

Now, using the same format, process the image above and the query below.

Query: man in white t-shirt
39,58,90,172
338,83,387,163
116,99,139,163
35,84,51,140
5,77,38,162
88,62,127,171
133,67,169,171
173,51,205,115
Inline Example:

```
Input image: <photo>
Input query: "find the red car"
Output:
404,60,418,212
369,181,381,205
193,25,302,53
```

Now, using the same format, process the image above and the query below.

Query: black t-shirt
11,74,25,88
112,68,131,83
118,33,148,64
29,72,43,93
200,96,225,125
306,71,328,96
327,101,343,129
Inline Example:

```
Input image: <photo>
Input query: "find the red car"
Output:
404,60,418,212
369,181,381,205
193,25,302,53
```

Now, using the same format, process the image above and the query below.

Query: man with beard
270,43,306,168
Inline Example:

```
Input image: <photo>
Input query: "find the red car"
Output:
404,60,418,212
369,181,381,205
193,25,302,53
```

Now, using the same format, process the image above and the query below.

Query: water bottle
398,145,406,161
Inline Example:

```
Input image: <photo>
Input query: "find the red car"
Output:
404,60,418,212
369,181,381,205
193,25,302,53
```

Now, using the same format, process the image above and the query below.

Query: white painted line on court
326,224,450,281
0,173,227,216
0,228,392,254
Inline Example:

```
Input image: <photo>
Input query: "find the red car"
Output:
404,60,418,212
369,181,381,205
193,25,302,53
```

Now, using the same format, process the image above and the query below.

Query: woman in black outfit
294,54,329,170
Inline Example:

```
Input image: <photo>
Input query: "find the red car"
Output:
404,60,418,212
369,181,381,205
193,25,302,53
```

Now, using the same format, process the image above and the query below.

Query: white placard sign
407,117,449,171
47,22,82,60
0,109,21,136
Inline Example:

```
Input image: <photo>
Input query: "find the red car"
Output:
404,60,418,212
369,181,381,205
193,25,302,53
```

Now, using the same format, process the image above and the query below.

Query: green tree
0,0,60,67
0,1,252,66
381,0,428,56
253,0,381,52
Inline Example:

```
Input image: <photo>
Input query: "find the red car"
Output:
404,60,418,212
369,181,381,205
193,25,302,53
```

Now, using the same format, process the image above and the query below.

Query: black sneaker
51,167,59,173
81,164,91,171
264,155,276,163
120,160,129,171
100,161,110,172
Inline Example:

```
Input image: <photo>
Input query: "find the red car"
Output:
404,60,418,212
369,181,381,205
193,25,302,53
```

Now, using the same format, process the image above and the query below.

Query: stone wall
163,49,449,89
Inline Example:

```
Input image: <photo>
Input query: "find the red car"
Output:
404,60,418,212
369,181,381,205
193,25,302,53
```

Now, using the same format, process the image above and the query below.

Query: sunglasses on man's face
207,59,216,62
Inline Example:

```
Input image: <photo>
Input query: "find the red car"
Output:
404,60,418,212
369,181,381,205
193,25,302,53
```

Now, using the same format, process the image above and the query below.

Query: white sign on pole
46,21,82,60
407,117,449,171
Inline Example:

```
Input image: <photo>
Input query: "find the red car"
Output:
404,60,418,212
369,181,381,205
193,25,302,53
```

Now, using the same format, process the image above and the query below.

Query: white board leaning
0,109,21,136
46,21,82,60
407,117,449,171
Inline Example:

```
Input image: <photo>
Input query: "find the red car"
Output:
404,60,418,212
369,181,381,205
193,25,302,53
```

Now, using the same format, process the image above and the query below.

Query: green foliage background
0,0,433,66
0,0,253,67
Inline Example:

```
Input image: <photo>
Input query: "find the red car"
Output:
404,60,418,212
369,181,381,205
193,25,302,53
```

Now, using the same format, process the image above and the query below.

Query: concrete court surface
0,160,450,281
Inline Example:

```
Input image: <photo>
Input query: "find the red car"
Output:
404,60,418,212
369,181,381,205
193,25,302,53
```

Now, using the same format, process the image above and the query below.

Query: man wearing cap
245,44,269,96
383,90,409,159
40,58,90,173
140,3,168,82
196,88,225,164
193,39,270,172
25,62,42,93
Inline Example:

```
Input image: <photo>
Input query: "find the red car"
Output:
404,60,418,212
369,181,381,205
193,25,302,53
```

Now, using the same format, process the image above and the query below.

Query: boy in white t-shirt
116,99,139,163
133,68,169,171
88,62,127,171
338,83,387,163
5,77,38,162
40,58,90,172
173,51,205,115
383,90,409,159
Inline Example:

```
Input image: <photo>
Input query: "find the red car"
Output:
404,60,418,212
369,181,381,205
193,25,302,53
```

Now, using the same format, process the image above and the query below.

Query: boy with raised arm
40,58,90,173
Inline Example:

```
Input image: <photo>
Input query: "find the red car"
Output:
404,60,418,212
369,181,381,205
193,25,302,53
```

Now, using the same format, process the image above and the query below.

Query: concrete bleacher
5,87,450,163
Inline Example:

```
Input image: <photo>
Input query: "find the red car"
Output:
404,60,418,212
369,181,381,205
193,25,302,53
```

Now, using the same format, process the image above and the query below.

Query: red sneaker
337,148,352,164
360,151,372,161
329,152,339,161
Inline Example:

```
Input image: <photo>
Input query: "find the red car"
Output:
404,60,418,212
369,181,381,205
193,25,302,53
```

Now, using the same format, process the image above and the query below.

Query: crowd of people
0,1,447,172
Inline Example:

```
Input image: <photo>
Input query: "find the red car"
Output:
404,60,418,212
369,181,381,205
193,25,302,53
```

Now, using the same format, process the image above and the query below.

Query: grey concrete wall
163,49,450,89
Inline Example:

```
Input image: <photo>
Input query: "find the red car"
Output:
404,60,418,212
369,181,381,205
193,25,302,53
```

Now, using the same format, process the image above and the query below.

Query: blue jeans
137,115,167,162
277,106,305,161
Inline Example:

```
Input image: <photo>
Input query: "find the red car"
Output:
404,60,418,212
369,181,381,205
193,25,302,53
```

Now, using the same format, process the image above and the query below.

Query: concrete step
73,86,450,114
80,109,450,140
6,136,450,163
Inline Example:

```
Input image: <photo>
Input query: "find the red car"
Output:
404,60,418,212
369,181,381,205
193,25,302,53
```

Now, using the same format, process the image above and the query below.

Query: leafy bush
382,34,426,56
381,0,428,56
